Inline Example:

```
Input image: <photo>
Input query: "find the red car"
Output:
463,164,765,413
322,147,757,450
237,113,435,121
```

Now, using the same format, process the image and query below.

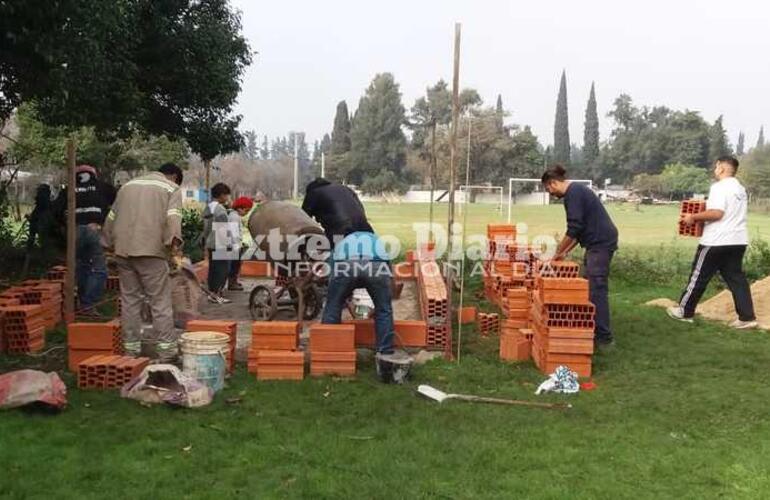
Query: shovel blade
417,384,450,403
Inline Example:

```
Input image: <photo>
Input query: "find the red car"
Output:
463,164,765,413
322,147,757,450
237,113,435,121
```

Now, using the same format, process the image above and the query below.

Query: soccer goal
506,178,593,222
459,185,504,213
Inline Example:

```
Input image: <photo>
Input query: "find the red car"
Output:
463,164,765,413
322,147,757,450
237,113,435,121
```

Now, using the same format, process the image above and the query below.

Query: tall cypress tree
331,100,351,154
495,94,504,129
758,126,765,149
583,82,599,167
349,72,407,187
708,115,731,161
553,70,571,165
736,132,745,156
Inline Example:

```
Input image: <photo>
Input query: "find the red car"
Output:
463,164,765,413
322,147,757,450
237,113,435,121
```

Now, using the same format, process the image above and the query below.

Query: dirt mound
698,276,770,329
645,298,678,309
646,277,770,330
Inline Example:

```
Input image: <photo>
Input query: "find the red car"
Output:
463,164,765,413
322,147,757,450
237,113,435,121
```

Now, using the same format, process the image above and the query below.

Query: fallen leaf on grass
225,397,242,405
343,435,375,441
83,403,91,408
182,445,192,452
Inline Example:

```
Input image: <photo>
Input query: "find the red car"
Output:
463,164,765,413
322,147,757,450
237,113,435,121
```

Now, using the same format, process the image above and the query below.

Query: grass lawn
2,203,770,498
364,202,770,249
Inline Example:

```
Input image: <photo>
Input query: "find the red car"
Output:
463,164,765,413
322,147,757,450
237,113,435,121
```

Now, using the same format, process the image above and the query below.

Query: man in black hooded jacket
302,178,374,246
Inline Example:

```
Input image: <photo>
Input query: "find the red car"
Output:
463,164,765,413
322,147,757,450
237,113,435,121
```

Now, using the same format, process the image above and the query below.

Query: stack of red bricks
185,320,237,374
18,280,63,328
416,258,450,349
310,323,356,377
483,225,544,307
67,321,123,371
46,266,66,281
77,354,149,389
679,199,706,237
529,275,595,377
501,287,530,328
476,312,499,336
0,305,46,354
248,321,304,380
500,327,533,361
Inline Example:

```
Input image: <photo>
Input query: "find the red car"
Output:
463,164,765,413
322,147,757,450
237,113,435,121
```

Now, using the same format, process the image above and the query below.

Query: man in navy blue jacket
541,165,618,348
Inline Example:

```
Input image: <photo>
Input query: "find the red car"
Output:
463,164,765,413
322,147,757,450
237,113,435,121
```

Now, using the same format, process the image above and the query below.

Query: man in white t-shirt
668,156,757,329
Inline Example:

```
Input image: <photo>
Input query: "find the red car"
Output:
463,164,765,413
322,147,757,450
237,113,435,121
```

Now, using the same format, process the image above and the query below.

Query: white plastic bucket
180,331,229,393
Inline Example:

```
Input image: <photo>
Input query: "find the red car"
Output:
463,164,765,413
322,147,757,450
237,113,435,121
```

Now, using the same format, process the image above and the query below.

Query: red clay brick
310,323,355,352
458,306,477,324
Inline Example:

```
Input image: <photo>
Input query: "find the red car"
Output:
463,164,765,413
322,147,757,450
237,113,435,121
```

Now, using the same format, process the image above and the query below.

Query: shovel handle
455,394,571,410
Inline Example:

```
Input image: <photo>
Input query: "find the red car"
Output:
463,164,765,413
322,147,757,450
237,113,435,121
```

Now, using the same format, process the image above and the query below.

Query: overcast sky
231,0,769,150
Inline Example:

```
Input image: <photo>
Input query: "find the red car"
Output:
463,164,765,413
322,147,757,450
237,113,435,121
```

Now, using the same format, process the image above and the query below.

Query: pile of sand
645,276,770,330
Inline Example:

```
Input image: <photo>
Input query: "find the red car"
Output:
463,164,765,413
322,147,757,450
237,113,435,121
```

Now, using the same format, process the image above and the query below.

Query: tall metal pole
293,138,299,199
64,138,77,323
444,22,461,360
321,151,326,178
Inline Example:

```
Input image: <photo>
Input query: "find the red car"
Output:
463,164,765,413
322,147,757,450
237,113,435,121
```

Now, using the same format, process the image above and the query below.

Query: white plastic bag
121,364,212,408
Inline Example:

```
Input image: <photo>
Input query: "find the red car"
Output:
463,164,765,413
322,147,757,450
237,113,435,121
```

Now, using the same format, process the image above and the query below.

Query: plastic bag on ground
535,365,580,395
121,364,213,408
0,370,67,410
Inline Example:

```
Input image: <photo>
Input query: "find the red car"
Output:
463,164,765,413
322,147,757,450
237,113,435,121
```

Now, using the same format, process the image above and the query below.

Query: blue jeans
76,225,107,310
322,260,395,354
584,248,614,343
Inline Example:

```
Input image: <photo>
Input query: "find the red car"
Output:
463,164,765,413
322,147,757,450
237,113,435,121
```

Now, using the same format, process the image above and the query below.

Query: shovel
177,260,228,304
417,384,571,410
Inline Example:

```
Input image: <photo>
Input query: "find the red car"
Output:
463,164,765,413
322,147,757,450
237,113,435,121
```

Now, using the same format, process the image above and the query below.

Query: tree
11,102,188,183
583,83,600,168
495,94,504,130
736,132,746,156
243,130,258,161
409,80,481,187
707,115,732,161
327,101,353,182
553,70,570,165
738,144,770,198
331,101,352,155
0,0,252,160
600,94,714,182
758,126,765,149
261,135,270,159
349,73,407,189
632,163,711,199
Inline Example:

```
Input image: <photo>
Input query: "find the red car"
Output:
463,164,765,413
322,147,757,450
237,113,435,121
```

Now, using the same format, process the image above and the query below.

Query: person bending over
541,165,619,349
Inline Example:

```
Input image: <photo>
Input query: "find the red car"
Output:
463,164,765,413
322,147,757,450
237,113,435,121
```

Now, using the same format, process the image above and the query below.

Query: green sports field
1,202,770,499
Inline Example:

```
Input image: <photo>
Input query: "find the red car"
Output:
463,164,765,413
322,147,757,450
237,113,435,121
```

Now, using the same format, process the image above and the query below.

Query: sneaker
228,282,245,291
666,306,694,323
207,294,232,304
78,308,103,319
729,319,759,330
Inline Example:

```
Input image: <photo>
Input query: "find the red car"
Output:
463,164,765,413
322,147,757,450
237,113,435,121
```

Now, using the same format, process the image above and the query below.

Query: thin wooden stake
64,138,77,323
444,22,461,360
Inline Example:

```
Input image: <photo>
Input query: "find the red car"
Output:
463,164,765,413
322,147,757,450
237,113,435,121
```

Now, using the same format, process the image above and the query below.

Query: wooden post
293,139,299,199
444,22,461,360
64,138,77,323
204,159,211,200
429,122,437,243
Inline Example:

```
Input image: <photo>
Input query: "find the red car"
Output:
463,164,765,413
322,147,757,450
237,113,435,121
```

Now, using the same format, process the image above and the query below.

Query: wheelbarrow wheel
249,285,278,321
290,283,323,320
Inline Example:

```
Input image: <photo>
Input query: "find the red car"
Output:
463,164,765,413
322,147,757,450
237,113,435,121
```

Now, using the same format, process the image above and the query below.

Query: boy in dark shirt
541,165,618,348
